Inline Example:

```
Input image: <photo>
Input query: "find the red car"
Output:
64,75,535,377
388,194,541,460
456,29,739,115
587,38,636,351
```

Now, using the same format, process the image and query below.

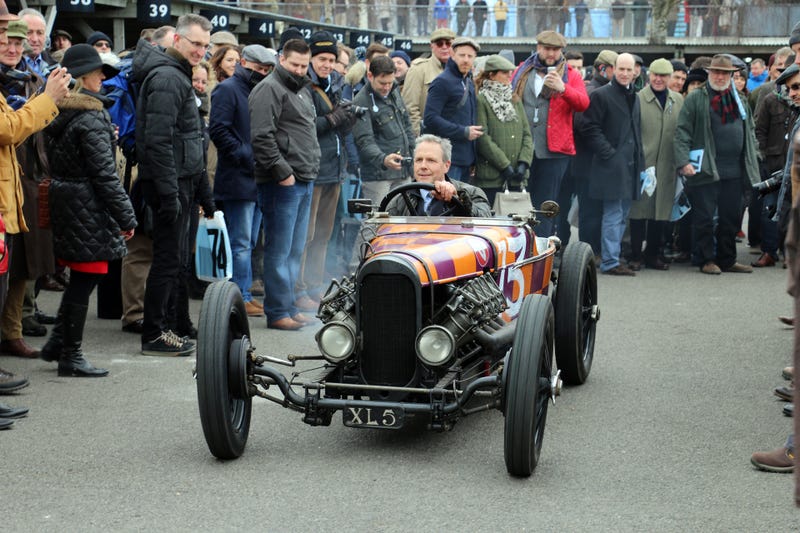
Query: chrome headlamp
316,321,356,363
415,325,455,367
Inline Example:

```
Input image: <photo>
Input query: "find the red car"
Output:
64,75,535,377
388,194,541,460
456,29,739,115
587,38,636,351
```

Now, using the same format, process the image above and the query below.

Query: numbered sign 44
195,211,233,282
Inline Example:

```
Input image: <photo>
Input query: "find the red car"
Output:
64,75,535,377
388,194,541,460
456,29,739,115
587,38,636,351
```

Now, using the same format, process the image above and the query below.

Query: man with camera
352,55,415,204
295,31,355,314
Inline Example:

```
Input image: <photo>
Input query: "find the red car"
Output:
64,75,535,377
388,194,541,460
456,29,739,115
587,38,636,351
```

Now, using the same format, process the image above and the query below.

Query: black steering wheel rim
378,182,467,216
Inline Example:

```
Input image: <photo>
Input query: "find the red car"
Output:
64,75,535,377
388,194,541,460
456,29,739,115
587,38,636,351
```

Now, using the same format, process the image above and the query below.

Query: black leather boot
40,302,65,362
57,303,108,377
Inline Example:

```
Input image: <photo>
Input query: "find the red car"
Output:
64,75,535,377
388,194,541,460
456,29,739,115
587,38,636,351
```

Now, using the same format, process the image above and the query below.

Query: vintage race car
196,184,599,477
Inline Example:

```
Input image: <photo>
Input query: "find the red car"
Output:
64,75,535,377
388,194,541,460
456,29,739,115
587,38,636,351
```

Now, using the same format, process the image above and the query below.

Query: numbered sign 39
138,0,171,24
195,212,232,282
57,0,94,13
200,10,230,31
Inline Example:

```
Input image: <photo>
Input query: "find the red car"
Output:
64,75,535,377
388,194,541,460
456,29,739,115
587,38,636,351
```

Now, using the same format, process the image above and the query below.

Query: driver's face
414,141,451,184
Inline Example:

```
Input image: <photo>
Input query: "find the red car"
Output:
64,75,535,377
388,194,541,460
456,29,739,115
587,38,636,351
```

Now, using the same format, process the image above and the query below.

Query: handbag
37,176,51,229
492,182,533,216
195,211,233,282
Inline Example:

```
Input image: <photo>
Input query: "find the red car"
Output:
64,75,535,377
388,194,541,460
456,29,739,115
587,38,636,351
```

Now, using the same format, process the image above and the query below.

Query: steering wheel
378,182,468,216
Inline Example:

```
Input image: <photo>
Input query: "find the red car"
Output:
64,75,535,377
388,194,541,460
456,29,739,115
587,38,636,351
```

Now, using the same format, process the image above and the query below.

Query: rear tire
197,281,252,459
504,294,554,477
555,241,598,385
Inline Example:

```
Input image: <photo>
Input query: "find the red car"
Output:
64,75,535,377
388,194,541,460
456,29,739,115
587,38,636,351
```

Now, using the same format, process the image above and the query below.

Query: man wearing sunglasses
401,27,456,136
133,14,216,356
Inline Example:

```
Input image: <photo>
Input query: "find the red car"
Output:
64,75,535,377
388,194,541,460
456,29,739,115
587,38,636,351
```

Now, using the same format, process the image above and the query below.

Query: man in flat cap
423,37,483,182
674,54,760,275
512,30,589,237
51,29,72,52
628,58,684,272
402,27,456,136
209,44,276,319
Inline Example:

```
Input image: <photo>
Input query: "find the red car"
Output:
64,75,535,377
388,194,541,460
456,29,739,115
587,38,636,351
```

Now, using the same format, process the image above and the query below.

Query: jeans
448,164,471,183
760,191,779,257
686,180,742,269
576,174,602,255
600,198,631,272
222,200,262,302
529,156,570,237
258,180,313,323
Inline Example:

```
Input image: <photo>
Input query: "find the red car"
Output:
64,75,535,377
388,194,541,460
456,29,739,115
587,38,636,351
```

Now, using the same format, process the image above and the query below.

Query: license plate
342,406,404,429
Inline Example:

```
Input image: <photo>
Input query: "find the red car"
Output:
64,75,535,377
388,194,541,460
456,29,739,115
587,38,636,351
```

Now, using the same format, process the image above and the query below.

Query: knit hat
279,27,305,51
62,43,119,79
0,0,18,21
209,31,238,46
242,44,276,66
390,50,411,67
6,19,26,40
308,31,338,58
682,68,708,93
86,31,113,49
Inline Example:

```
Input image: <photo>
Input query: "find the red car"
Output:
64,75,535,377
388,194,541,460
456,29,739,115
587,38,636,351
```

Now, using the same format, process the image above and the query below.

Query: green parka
474,92,533,190
630,86,684,221
674,84,760,188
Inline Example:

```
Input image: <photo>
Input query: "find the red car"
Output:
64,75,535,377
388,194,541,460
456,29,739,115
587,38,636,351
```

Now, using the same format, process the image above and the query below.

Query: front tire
504,294,554,477
554,241,598,385
197,281,252,459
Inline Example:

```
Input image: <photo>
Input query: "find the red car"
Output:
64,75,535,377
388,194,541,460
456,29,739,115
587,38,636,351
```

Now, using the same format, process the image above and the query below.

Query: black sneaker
0,367,29,393
141,330,196,357
0,418,13,430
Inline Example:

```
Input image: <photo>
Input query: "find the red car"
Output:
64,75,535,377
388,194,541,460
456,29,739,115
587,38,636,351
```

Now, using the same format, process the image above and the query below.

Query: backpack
102,55,138,164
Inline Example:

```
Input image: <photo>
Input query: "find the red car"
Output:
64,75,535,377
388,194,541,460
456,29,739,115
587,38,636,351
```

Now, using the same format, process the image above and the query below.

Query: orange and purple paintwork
364,219,557,320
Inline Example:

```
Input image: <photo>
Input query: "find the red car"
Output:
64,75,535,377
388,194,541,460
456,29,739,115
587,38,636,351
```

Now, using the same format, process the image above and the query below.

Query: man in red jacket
512,30,589,237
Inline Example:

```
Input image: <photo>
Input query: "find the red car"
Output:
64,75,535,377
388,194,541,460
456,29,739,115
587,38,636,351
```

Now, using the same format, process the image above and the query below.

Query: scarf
514,53,568,101
480,80,517,122
709,84,738,124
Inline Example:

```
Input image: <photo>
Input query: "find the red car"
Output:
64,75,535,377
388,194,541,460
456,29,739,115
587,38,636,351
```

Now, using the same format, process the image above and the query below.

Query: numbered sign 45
138,0,171,24
195,212,232,282
57,0,94,13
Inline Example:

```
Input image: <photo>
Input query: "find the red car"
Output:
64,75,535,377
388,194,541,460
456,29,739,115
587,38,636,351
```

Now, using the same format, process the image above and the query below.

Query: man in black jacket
581,53,645,276
134,14,216,355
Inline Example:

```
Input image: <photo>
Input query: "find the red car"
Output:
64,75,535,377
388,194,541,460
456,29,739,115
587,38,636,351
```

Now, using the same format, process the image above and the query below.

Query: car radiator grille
359,274,417,386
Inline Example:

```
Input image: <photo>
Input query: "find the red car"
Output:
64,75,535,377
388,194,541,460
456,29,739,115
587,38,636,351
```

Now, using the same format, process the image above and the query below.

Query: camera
348,105,368,117
401,156,413,166
753,171,783,198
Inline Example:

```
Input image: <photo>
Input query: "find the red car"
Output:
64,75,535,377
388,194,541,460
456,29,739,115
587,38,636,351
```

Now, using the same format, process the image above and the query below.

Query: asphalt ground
2,240,798,531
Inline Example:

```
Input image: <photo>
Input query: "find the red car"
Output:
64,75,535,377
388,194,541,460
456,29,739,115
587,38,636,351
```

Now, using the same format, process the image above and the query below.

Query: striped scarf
709,85,738,124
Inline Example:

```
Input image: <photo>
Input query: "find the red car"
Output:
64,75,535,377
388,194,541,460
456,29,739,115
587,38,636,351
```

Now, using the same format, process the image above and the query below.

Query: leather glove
516,162,529,178
500,165,515,181
456,189,473,216
509,172,525,188
201,200,216,219
159,194,181,224
326,106,351,129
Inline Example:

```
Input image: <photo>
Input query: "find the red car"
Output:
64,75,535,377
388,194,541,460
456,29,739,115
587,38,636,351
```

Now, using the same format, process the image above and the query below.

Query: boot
174,276,196,339
57,303,108,377
40,302,65,362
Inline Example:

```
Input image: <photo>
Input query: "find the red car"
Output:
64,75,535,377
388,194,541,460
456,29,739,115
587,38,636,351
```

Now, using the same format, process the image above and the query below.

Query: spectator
210,44,240,83
475,54,533,206
472,0,488,37
51,29,72,52
572,49,617,258
669,59,688,94
581,53,645,276
342,42,389,102
39,44,136,376
249,38,320,331
397,0,411,34
574,0,589,37
390,50,410,88
352,55,415,203
746,58,768,92
208,31,238,57
423,36,482,182
87,31,113,54
611,0,626,38
333,44,353,76
749,48,792,114
628,58,684,271
682,67,707,95
494,0,509,37
209,45,275,318
512,30,589,237
385,134,491,216
296,32,353,314
434,0,450,30
752,63,800,268
454,0,470,36
19,9,52,76
674,54,760,275
0,19,57,358
632,0,648,37
402,28,456,136
418,0,431,34
133,14,216,355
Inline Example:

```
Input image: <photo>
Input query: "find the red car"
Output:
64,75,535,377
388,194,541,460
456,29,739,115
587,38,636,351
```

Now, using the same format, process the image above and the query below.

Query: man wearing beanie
296,31,352,315
402,27,456,136
249,38,321,331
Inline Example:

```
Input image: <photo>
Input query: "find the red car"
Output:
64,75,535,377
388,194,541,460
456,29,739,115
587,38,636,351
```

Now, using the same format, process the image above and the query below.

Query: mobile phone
547,66,556,73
